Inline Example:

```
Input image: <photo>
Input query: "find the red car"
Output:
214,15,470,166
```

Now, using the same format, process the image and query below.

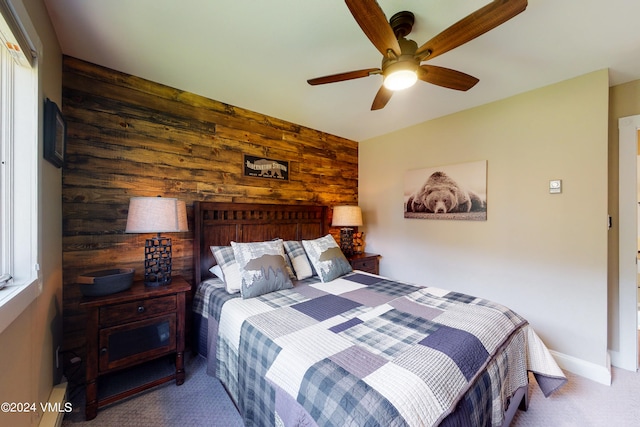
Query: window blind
0,0,35,67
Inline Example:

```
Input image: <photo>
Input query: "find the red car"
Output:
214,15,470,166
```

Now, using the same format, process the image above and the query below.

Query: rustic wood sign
244,155,289,180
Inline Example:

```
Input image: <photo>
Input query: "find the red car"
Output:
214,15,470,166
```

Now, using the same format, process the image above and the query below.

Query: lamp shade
125,197,188,233
332,205,363,227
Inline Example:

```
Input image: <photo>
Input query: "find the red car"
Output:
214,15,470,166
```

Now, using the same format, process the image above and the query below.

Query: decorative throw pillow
302,234,352,282
210,246,242,294
231,239,293,298
283,240,314,280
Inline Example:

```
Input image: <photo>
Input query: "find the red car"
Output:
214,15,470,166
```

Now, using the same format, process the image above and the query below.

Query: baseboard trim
38,381,68,427
549,350,611,386
609,348,638,372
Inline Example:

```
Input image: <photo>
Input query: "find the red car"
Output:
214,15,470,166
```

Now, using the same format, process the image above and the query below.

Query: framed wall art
43,98,66,168
244,155,289,180
404,160,487,221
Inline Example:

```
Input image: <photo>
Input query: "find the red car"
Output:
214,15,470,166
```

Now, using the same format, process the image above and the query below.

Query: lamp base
144,236,173,286
339,228,355,257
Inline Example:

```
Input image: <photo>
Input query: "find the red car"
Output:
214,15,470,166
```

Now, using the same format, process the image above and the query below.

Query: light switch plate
549,179,562,194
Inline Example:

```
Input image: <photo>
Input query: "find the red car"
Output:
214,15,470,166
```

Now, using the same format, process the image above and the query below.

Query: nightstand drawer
350,258,377,273
348,253,380,275
99,295,176,327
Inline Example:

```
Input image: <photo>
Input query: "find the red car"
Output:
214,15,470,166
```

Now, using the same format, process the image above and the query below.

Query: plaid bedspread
204,272,566,427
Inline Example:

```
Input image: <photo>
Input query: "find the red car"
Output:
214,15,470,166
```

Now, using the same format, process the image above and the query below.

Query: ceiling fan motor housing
381,37,419,87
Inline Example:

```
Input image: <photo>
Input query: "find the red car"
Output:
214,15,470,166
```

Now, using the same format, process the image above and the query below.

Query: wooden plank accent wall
61,56,358,363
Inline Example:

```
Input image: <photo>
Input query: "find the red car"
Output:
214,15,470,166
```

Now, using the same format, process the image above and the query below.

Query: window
0,0,41,334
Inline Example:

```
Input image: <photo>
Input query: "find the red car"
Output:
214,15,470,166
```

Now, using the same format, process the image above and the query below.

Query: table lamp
332,205,363,257
125,196,188,286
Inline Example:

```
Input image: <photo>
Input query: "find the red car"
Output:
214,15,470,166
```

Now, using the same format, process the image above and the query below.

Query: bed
191,201,566,427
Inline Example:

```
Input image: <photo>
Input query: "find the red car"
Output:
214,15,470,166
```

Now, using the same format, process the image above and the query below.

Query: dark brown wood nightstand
80,276,190,420
348,252,380,275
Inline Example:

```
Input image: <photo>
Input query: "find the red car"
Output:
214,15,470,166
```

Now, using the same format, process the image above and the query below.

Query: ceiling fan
307,0,528,110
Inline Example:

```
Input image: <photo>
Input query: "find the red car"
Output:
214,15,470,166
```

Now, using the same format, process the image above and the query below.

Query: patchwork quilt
203,272,566,427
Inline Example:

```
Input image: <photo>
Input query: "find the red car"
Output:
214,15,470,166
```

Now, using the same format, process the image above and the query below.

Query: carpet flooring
62,355,243,426
513,367,640,426
62,354,640,426
511,328,640,426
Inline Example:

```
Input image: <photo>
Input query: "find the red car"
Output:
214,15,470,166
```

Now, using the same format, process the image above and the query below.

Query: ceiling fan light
383,63,418,91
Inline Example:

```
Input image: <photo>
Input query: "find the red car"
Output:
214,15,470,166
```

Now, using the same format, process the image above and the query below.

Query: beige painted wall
360,70,609,369
0,0,62,426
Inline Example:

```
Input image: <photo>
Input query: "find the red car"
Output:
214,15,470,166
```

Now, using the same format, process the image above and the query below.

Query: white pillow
283,240,314,280
208,264,223,280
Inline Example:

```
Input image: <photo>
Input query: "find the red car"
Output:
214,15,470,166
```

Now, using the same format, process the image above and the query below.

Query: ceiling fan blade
345,0,401,58
371,85,393,110
307,68,380,85
415,0,528,61
418,65,479,91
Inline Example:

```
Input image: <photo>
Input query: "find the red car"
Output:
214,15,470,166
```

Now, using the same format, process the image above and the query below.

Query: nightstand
348,252,380,275
80,276,191,420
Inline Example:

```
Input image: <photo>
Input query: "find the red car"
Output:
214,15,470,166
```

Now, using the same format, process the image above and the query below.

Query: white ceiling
43,0,640,142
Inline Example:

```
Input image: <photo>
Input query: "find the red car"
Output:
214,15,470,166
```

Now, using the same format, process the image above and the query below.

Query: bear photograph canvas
404,160,487,221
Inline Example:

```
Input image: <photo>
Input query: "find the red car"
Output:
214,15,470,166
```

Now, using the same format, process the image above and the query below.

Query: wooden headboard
193,201,328,288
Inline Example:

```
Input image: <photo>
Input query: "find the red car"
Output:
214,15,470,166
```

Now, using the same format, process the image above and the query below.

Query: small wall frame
243,154,289,180
43,98,66,168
